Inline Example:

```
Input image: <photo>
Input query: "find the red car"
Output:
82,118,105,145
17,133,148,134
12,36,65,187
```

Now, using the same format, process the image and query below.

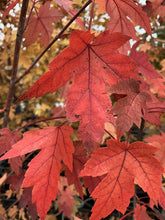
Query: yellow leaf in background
19,208,27,220
8,205,18,219
160,59,165,72
73,0,83,5
41,103,50,111
11,30,17,41
5,189,13,199
0,173,7,187
74,216,83,220
139,42,151,52
0,204,6,216
9,106,15,120
18,52,32,69
45,214,57,220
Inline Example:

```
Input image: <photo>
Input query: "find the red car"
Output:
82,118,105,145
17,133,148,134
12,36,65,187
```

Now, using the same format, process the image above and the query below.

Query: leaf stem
15,0,92,84
88,0,95,31
119,210,134,220
104,128,115,139
3,0,29,128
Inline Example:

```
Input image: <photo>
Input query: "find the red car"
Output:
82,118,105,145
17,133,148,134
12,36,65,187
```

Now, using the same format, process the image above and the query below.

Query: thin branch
24,0,36,31
14,116,66,132
15,0,92,84
3,0,29,128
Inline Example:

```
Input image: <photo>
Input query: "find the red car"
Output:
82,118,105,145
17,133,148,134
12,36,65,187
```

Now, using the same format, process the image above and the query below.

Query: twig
15,0,92,84
3,0,29,128
14,116,66,132
23,0,36,32
104,128,115,140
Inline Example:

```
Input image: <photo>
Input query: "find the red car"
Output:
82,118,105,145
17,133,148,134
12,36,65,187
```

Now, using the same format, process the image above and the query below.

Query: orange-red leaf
65,141,88,198
53,0,84,29
99,0,151,38
57,178,76,218
134,204,151,220
0,125,74,220
130,41,160,79
18,30,137,144
80,140,163,220
24,2,63,46
0,128,23,175
145,132,165,169
108,79,151,138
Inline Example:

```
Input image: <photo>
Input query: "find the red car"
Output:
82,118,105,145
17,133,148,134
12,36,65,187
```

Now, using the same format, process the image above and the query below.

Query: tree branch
15,0,92,83
3,0,29,127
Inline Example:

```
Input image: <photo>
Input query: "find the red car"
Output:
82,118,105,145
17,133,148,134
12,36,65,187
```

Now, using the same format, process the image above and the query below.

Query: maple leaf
149,0,165,18
108,79,151,138
65,141,88,198
53,0,84,29
0,128,20,155
144,101,165,125
0,125,74,220
0,128,23,175
134,204,151,220
83,175,105,194
19,187,38,220
24,2,63,46
7,172,25,193
130,41,160,79
18,30,137,145
145,132,165,169
147,78,165,98
79,139,163,220
98,0,151,38
57,177,76,218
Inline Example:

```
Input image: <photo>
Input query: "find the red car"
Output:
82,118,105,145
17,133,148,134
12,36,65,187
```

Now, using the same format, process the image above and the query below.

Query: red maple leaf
130,41,160,79
7,172,25,193
144,101,165,125
17,30,137,145
83,175,105,195
0,128,23,175
134,204,151,220
98,0,151,38
147,77,165,98
0,125,74,220
53,0,84,29
79,139,163,220
19,187,38,220
148,0,165,18
65,141,88,198
0,128,20,155
145,132,165,169
24,2,63,46
108,79,151,138
57,177,76,218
